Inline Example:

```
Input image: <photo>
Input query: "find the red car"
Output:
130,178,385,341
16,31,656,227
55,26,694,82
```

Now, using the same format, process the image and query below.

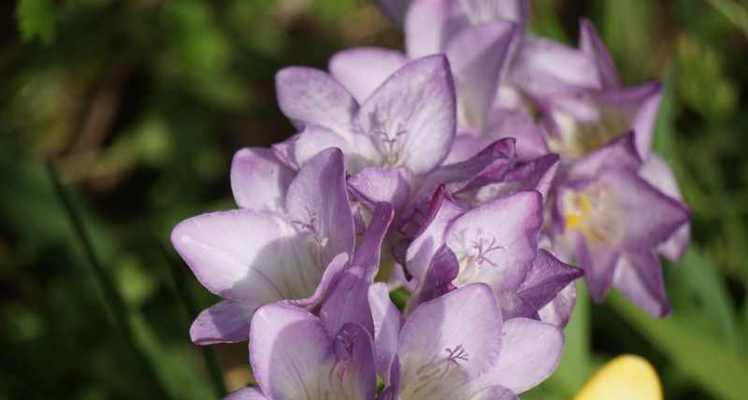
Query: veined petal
406,188,464,281
286,148,356,269
579,18,619,89
356,55,457,175
224,387,267,400
398,284,503,399
329,47,408,103
171,210,320,303
230,148,293,212
250,304,376,400
510,37,601,97
514,250,583,318
468,386,518,400
405,0,464,58
475,318,563,394
190,300,254,345
599,168,689,250
446,191,543,291
349,168,411,212
369,283,402,381
275,66,358,137
614,250,671,318
640,154,690,261
446,21,517,132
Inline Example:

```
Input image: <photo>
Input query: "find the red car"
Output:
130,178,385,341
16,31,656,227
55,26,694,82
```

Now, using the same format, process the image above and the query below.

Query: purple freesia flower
405,187,582,324
227,284,563,400
171,148,356,344
553,135,690,316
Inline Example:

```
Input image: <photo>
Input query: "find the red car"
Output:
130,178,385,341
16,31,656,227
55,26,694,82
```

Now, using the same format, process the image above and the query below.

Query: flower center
548,108,629,159
562,186,623,245
448,228,504,286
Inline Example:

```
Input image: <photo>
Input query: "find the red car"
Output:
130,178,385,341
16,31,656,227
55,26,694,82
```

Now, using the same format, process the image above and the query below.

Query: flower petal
538,282,577,327
510,37,601,98
356,55,457,175
353,203,395,276
349,168,411,212
376,0,413,26
514,250,583,318
250,303,375,400
320,266,374,337
398,284,503,396
171,210,319,303
566,132,642,179
478,318,564,394
446,191,543,290
579,18,619,89
275,67,357,137
369,283,402,381
190,300,253,345
614,250,671,318
639,155,690,261
597,82,663,159
230,147,293,212
409,245,460,310
286,148,356,268
446,21,517,132
329,47,408,103
405,0,464,58
460,0,528,25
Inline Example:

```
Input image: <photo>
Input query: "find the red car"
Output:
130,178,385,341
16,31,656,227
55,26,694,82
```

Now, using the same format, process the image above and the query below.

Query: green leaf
611,292,748,400
16,0,57,44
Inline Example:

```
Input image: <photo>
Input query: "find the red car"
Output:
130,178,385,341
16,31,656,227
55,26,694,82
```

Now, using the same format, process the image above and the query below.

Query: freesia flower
406,187,582,323
171,148,356,344
554,135,690,316
227,284,563,400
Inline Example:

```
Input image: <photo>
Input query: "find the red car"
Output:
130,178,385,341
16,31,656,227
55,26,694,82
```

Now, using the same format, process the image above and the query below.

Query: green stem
46,160,173,399
160,243,227,398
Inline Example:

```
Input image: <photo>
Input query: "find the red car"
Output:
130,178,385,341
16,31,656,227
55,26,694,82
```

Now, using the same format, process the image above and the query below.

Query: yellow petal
574,355,663,400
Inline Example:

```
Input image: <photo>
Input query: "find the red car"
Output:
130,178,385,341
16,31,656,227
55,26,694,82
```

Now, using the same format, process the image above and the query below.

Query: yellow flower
574,355,663,400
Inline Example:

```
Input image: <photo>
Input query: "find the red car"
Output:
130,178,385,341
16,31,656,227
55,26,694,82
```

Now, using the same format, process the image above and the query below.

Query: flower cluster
171,0,690,398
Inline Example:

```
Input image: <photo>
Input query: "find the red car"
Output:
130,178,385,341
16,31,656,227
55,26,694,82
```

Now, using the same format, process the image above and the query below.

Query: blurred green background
1,0,747,399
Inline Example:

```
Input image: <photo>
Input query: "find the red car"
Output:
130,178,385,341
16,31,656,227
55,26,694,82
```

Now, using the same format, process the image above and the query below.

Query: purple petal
272,134,300,170
369,283,402,381
574,231,620,301
513,250,583,318
356,55,457,175
329,47,408,103
398,284,503,391
190,300,253,345
349,168,411,212
288,252,350,309
376,0,413,26
444,134,486,164
614,250,671,318
484,108,550,160
640,154,690,261
250,303,375,400
293,124,354,168
353,203,395,276
171,210,321,303
446,21,517,132
406,188,464,281
538,282,577,327
320,266,374,337
597,82,663,159
477,318,563,394
230,148,293,212
470,386,518,400
405,0,464,58
409,245,460,310
566,131,642,179
275,67,358,136
599,168,690,250
460,0,528,25
286,148,356,268
579,18,619,89
510,37,601,98
224,387,267,400
445,191,543,290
